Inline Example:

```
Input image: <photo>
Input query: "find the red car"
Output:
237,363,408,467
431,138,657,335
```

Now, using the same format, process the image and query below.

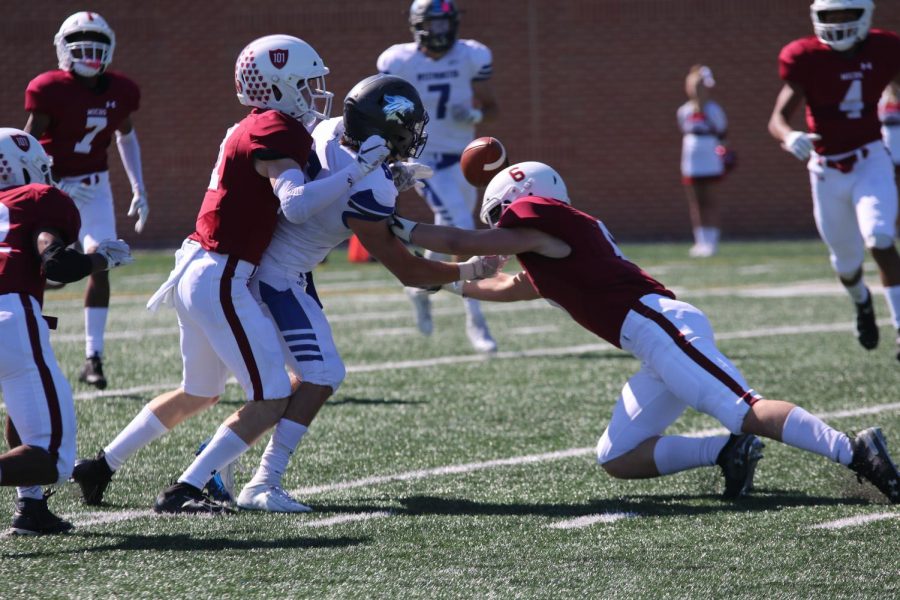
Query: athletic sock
85,307,109,357
179,425,249,490
653,434,730,475
781,407,853,465
247,419,308,488
882,285,900,330
704,227,720,249
692,227,706,246
16,486,43,500
463,297,485,320
103,406,169,471
843,279,869,305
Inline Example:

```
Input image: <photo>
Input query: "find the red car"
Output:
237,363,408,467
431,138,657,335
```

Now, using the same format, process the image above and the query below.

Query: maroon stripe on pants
19,294,63,454
631,302,758,406
219,256,264,401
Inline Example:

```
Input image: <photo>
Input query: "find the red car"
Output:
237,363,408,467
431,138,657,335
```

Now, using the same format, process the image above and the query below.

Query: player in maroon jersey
25,11,148,389
391,161,900,503
71,35,395,514
0,128,132,534
768,0,900,360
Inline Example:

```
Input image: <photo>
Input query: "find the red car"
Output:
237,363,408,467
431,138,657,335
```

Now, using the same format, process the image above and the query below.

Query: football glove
450,104,484,125
56,179,93,205
390,214,419,243
390,161,434,193
458,255,504,281
127,185,150,233
354,135,390,180
95,239,134,270
782,131,822,161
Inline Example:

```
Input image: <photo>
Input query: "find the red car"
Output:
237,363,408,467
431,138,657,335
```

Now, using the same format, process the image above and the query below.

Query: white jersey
261,117,397,275
377,40,492,154
677,100,727,178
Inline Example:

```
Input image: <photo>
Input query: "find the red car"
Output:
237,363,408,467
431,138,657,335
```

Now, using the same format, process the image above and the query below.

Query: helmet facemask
412,16,459,53
811,1,873,51
54,13,117,78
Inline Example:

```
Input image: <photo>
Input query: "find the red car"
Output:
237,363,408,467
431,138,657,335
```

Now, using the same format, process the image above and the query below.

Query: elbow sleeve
41,241,94,283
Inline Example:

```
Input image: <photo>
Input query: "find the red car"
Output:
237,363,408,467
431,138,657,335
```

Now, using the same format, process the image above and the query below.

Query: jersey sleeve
778,41,805,84
24,73,55,114
498,197,548,229
465,40,493,82
376,47,393,74
347,164,397,222
37,187,82,245
248,112,312,167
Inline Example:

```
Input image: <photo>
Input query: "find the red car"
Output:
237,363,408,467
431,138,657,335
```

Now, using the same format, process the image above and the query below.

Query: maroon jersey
498,197,674,348
189,109,312,265
25,70,140,177
0,184,80,304
779,30,900,155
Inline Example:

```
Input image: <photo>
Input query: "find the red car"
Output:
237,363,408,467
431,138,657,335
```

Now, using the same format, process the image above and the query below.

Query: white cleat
688,243,716,258
236,484,312,513
466,314,497,354
405,286,433,336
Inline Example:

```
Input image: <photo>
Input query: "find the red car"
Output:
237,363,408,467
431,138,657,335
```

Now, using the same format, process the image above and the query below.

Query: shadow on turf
313,490,868,519
1,532,367,558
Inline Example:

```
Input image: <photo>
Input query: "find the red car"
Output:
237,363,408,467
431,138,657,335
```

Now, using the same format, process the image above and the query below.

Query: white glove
457,255,504,281
390,214,419,243
390,161,434,193
450,104,484,125
353,135,390,180
95,239,134,270
782,131,822,161
56,180,93,204
127,186,149,233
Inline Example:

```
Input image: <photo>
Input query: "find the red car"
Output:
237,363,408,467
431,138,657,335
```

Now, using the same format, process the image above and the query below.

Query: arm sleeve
274,167,357,224
40,239,94,283
116,129,145,190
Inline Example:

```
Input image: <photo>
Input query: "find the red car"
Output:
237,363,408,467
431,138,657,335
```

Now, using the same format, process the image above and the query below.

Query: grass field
2,240,899,599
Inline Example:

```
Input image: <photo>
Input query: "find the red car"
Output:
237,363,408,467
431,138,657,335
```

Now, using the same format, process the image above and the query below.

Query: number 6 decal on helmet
509,166,526,182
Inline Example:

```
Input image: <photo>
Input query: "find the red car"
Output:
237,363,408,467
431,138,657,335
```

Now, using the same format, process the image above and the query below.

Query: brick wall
1,1,898,245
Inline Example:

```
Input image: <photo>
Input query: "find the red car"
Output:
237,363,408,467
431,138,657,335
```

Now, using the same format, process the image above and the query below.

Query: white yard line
300,511,392,528
293,402,900,497
546,512,637,529
811,513,898,530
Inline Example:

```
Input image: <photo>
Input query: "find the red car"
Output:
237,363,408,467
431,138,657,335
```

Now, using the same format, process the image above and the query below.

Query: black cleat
855,293,879,350
716,434,765,499
79,354,107,390
153,482,234,515
10,490,73,535
71,450,114,506
848,427,900,504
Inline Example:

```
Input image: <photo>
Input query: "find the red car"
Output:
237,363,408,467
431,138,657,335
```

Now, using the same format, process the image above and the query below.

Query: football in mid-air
461,136,509,187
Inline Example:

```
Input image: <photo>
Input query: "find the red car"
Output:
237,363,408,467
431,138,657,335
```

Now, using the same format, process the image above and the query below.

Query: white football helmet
54,11,116,77
480,161,569,227
0,128,53,188
235,35,333,127
810,0,874,51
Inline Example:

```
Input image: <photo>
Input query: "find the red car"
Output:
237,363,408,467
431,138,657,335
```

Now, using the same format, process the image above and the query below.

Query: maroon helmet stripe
631,302,758,405
219,256,264,401
19,294,63,453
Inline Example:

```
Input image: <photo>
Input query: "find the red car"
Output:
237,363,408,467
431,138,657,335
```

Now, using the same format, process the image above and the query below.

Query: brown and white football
460,136,509,187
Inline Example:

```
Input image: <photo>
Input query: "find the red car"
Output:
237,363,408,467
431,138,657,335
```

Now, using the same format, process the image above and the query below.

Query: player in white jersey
234,74,502,512
677,65,729,258
377,0,500,353
881,83,900,174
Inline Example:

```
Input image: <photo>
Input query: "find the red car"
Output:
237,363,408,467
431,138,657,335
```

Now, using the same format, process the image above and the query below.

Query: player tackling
391,160,900,503
768,0,900,359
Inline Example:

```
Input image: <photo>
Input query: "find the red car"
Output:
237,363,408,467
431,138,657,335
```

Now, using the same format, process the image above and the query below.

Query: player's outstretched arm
351,217,497,287
392,216,569,258
455,271,540,303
